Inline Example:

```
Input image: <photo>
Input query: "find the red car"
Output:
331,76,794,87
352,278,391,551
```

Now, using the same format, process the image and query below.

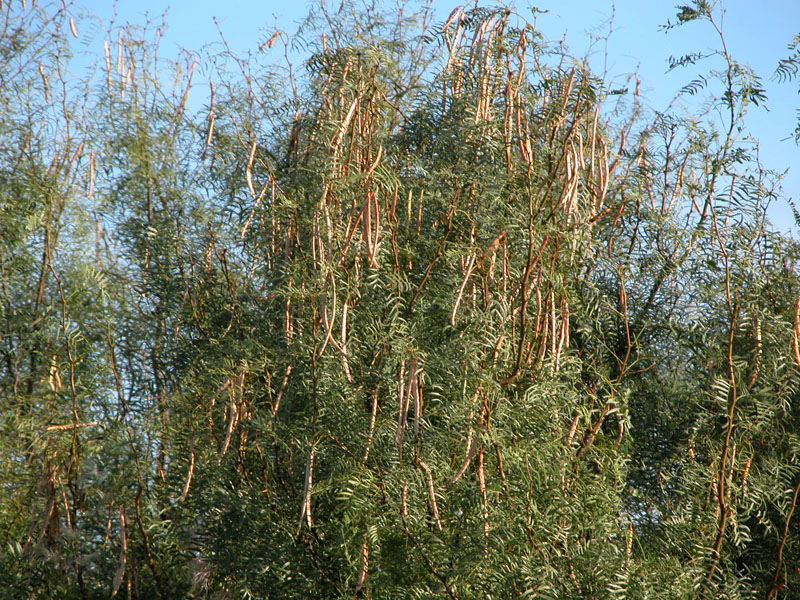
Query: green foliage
775,32,800,143
1,1,800,598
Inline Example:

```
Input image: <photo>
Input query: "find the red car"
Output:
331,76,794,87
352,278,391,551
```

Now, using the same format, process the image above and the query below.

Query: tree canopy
1,1,800,598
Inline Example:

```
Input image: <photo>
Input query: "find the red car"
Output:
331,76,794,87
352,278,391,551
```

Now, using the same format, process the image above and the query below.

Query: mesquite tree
1,1,799,599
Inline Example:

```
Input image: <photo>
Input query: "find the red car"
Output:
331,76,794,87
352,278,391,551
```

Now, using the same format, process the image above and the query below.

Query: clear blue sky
77,0,800,234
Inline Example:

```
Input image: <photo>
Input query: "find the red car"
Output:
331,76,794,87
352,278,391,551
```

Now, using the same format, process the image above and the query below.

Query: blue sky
77,0,800,234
